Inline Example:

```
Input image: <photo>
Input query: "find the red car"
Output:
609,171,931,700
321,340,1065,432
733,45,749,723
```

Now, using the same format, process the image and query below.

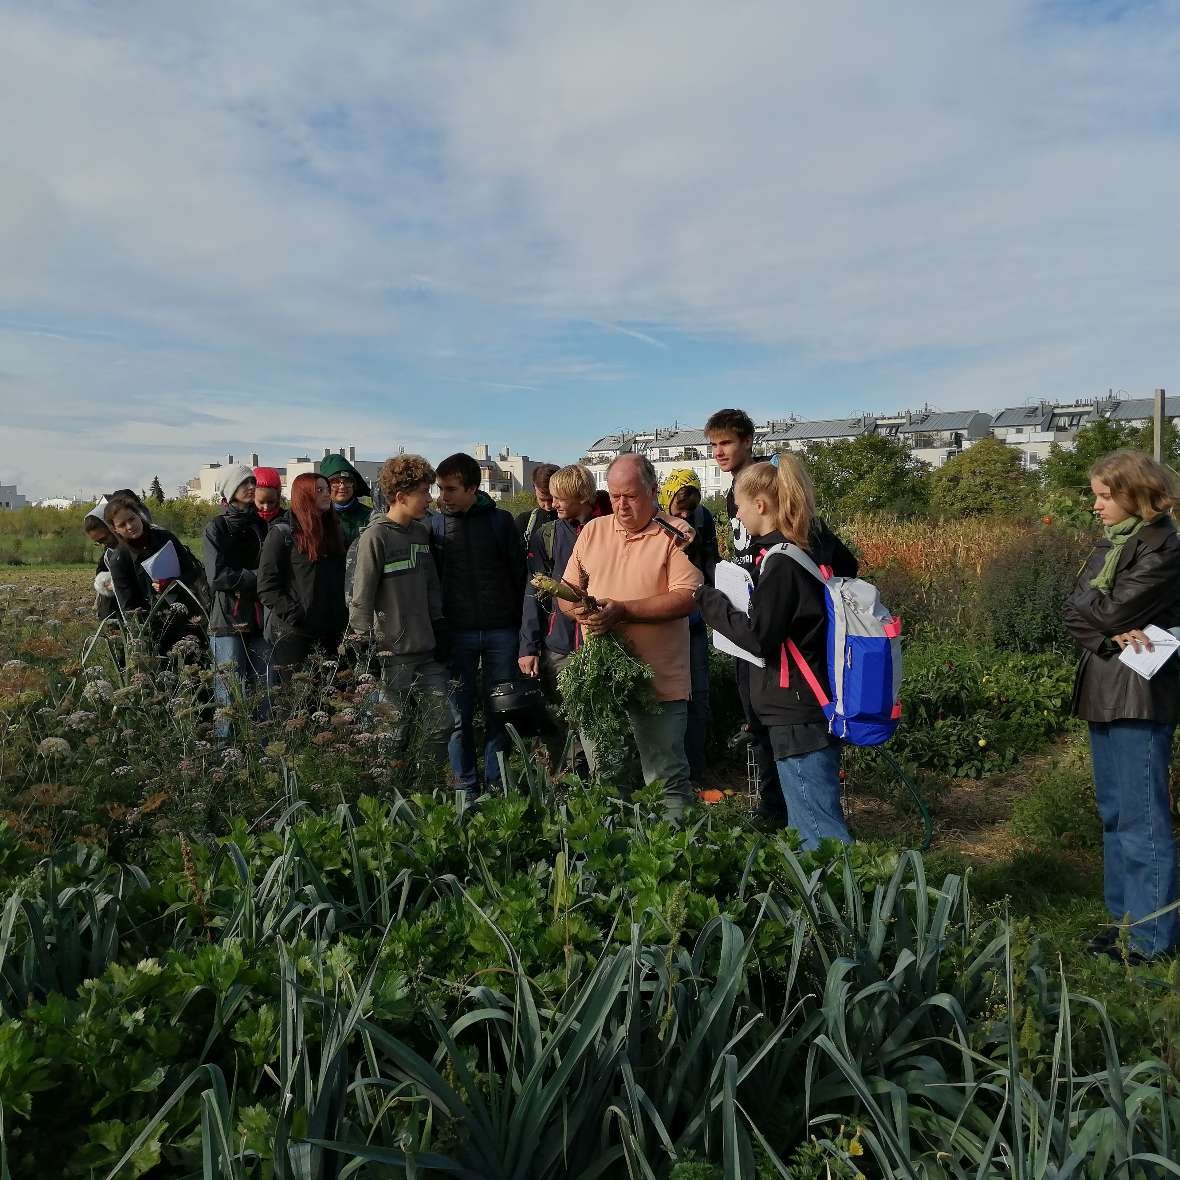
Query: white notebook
1117,625,1180,680
141,540,180,584
711,561,765,668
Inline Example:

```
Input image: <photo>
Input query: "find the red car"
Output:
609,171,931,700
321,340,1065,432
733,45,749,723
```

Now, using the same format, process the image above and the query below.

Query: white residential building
989,402,1101,471
186,446,381,503
896,410,993,468
0,483,28,511
764,417,877,453
1103,395,1180,429
35,497,86,510
470,444,559,500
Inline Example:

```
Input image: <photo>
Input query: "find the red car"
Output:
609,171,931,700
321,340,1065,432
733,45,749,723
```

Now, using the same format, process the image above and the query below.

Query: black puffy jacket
697,521,858,727
203,505,268,638
432,491,525,632
1064,516,1180,723
257,519,348,644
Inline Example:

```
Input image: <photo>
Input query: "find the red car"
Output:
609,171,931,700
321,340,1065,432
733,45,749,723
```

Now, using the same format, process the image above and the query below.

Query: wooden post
1153,388,1165,462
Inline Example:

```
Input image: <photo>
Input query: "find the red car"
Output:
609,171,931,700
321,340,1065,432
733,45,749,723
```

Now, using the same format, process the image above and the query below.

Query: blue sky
2,0,1179,498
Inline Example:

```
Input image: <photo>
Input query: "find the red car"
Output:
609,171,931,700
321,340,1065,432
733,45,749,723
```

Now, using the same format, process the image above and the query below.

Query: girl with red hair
257,473,348,677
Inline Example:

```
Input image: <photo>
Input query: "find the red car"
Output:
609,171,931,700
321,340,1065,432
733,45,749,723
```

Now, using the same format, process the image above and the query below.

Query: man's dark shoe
1084,927,1119,955
1097,943,1154,968
751,805,789,830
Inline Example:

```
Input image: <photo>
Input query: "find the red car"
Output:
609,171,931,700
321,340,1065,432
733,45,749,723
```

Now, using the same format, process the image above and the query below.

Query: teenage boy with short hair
515,463,560,545
350,455,451,774
704,407,787,827
432,451,526,798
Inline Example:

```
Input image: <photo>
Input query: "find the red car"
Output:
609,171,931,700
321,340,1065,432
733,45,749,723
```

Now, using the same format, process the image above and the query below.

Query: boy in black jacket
203,465,270,738
432,452,526,799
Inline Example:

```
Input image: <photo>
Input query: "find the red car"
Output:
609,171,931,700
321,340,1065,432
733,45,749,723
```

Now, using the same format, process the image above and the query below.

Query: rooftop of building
1107,396,1180,420
898,410,991,434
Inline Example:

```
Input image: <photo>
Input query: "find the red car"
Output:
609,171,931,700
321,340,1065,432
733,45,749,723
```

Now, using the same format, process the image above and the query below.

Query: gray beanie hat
215,464,257,504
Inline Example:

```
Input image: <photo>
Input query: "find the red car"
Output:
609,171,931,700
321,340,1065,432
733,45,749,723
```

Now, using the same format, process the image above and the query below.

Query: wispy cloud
590,322,668,350
1,1,1179,496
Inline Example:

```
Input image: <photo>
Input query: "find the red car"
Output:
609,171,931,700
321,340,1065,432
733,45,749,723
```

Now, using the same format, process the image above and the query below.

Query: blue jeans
447,628,519,789
776,742,851,851
210,632,272,740
685,627,711,783
1089,720,1178,957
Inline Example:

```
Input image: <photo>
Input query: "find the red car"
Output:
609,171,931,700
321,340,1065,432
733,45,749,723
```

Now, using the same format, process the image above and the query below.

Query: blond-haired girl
696,454,858,848
1064,448,1180,964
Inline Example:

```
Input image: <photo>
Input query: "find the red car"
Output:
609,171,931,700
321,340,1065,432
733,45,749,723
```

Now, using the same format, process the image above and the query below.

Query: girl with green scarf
1063,449,1180,965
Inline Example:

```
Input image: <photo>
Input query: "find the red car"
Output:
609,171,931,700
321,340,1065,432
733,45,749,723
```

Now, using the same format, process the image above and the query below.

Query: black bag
488,679,548,736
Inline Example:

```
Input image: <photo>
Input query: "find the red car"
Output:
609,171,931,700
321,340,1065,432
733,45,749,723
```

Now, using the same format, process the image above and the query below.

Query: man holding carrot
559,453,702,820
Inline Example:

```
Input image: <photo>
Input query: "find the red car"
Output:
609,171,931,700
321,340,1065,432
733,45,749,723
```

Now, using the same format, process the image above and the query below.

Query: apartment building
766,417,876,453
470,444,560,500
1104,395,1180,428
186,447,381,503
989,403,1101,470
895,410,993,468
0,483,28,511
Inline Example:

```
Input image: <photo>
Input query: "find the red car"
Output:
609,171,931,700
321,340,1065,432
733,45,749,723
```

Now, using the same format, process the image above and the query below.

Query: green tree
1131,418,1180,468
930,437,1034,518
799,434,930,518
148,476,165,504
1041,419,1134,491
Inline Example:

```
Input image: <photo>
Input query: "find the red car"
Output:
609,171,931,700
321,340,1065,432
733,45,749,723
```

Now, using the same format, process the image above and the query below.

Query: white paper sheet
141,540,181,584
711,561,765,668
1117,624,1180,680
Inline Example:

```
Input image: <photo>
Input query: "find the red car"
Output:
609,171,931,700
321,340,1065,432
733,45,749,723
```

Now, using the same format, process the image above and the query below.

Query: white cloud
1,0,1179,495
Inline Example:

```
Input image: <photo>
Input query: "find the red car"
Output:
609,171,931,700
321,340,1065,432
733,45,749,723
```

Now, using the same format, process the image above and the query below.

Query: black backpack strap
539,520,558,572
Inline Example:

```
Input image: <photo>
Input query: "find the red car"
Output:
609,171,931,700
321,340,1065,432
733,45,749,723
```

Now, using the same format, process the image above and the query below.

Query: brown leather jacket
1063,516,1180,723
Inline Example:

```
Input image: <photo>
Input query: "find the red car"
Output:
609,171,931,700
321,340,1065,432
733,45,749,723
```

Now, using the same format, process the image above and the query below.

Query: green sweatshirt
349,518,443,661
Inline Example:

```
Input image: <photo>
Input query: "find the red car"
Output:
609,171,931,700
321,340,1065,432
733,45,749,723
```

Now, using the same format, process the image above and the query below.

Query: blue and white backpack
761,543,903,746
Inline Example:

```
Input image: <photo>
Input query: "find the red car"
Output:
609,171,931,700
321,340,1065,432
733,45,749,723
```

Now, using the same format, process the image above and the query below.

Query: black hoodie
697,520,857,729
203,503,268,638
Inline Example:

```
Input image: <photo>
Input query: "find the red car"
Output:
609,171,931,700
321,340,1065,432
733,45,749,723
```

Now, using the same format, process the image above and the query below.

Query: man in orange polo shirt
561,453,703,819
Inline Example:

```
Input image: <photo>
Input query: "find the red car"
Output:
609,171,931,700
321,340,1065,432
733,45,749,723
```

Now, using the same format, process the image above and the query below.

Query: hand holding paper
141,541,181,589
711,560,765,668
1117,624,1180,680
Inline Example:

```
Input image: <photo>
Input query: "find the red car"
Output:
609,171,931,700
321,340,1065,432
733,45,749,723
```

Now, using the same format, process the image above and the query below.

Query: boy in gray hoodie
350,455,451,776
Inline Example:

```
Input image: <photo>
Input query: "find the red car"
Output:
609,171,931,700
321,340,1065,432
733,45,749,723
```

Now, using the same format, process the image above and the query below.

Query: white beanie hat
215,464,257,504
85,496,109,526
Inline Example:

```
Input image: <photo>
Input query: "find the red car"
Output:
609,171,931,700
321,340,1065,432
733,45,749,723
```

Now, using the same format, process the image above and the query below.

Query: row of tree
794,418,1179,521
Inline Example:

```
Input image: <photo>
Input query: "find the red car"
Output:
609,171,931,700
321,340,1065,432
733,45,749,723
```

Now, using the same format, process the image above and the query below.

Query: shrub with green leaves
861,640,1076,780
1011,753,1103,852
978,525,1094,653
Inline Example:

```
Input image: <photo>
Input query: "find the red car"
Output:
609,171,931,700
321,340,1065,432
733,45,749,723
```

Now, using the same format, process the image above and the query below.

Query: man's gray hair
607,452,658,490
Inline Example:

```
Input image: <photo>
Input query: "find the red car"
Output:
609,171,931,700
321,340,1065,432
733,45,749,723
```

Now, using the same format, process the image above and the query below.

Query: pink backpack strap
786,639,830,707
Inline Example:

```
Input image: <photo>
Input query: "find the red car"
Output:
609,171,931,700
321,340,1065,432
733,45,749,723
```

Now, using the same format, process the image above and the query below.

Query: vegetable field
1,551,1179,1178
